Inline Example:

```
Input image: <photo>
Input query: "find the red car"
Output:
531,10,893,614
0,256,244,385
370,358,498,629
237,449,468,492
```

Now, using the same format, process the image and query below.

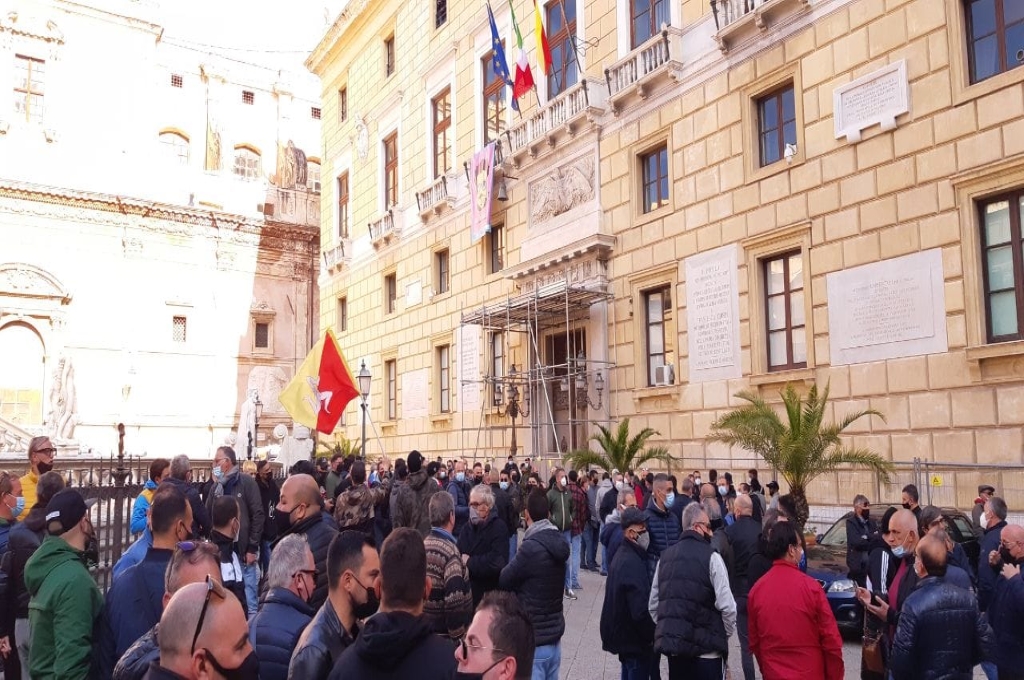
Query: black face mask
274,506,293,536
1000,546,1015,566
902,503,912,510
37,461,53,475
860,509,871,520
350,574,380,620
82,521,99,569
204,648,260,680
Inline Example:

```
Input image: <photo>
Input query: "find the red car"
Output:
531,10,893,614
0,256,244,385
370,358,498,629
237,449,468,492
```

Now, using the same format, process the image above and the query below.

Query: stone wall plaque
685,244,742,383
402,368,429,419
833,60,909,143
458,325,481,413
827,249,947,365
405,280,422,307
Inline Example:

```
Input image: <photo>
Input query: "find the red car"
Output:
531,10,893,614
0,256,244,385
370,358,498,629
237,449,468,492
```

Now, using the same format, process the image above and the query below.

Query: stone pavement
557,566,985,679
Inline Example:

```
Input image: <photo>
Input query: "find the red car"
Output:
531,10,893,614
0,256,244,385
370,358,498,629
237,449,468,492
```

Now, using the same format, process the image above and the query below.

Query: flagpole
558,0,583,90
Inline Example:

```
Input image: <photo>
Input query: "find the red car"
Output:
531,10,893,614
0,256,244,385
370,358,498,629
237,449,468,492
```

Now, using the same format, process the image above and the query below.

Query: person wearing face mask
424,493,474,640
602,489,639,569
889,536,992,680
901,484,922,517
247,535,316,680
972,484,996,537
648,504,736,679
458,485,509,607
454,591,535,680
846,495,879,588
978,496,1010,616
724,494,762,680
472,462,486,488
600,508,656,680
858,510,922,644
95,485,196,677
208,496,249,615
19,436,56,512
749,521,844,680
391,451,441,537
545,468,576,599
691,472,702,501
146,577,258,680
328,528,458,680
290,531,381,680
0,471,25,552
987,524,1024,680
566,470,590,591
23,489,102,680
448,461,473,538
490,470,519,561
274,474,338,610
643,474,681,581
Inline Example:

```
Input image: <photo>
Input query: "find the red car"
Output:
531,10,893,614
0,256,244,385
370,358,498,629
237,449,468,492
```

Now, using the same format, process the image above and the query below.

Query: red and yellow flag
279,329,359,434
533,0,552,76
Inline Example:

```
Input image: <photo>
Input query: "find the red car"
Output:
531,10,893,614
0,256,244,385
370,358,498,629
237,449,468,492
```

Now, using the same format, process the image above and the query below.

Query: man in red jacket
748,521,844,680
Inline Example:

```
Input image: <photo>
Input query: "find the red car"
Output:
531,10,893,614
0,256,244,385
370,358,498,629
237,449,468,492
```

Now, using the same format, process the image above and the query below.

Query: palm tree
316,434,361,460
563,418,673,473
708,382,893,529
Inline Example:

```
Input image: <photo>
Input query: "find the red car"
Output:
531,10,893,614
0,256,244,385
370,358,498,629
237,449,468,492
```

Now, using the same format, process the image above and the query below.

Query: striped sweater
423,527,473,640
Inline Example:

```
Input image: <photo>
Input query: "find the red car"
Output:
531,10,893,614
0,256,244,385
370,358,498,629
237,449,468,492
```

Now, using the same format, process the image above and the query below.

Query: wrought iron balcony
712,0,811,53
503,78,607,163
416,174,455,220
321,239,350,274
604,29,684,112
368,209,402,249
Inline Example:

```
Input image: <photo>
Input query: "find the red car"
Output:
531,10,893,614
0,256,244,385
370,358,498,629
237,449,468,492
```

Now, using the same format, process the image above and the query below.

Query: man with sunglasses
20,436,56,511
455,591,534,679
147,577,256,680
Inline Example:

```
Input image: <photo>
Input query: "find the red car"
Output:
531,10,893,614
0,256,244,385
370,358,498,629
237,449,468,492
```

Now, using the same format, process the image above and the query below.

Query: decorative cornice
305,0,372,76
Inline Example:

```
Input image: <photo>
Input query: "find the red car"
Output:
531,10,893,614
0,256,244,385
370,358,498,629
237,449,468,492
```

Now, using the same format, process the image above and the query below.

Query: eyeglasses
1000,541,1023,549
458,638,511,662
294,568,318,581
190,574,227,654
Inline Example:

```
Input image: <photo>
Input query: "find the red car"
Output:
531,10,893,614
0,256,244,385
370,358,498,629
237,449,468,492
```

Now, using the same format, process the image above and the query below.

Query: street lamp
357,360,372,460
574,351,604,410
249,393,263,461
497,365,530,458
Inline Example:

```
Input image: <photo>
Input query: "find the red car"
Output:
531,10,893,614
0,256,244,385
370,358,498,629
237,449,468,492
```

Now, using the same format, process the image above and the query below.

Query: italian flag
279,329,360,434
510,0,535,100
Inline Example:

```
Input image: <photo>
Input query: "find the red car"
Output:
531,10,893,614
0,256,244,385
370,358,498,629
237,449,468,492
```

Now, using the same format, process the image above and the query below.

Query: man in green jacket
24,488,102,680
546,468,576,599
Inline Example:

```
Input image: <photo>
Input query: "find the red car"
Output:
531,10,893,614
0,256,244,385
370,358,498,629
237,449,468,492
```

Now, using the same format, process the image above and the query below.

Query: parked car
805,506,980,633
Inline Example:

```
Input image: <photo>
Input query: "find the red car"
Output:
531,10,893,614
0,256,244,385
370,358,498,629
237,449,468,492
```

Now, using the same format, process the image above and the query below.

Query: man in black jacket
600,507,655,679
500,489,570,680
859,510,921,644
329,528,456,679
846,494,879,588
290,530,380,680
166,455,210,539
457,484,509,607
889,536,992,680
977,496,1009,613
724,494,762,680
275,474,339,609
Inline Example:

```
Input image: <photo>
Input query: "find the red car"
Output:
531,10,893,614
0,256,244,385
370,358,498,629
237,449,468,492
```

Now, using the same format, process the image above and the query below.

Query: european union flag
486,2,518,112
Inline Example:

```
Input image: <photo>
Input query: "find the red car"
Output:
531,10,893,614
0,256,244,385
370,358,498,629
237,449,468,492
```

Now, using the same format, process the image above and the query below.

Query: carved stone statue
47,355,76,439
205,119,222,172
274,140,309,189
530,156,596,225
353,116,369,161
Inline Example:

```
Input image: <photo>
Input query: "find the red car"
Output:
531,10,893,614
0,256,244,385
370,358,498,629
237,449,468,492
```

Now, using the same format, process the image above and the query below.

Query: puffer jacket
456,513,509,606
289,600,356,680
335,479,390,537
112,625,158,680
987,563,1024,671
249,587,315,680
391,469,441,536
499,519,570,647
274,512,338,610
447,478,472,537
644,502,681,563
889,576,993,680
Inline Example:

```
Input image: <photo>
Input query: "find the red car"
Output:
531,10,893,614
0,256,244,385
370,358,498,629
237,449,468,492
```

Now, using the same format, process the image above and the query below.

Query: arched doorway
0,322,45,426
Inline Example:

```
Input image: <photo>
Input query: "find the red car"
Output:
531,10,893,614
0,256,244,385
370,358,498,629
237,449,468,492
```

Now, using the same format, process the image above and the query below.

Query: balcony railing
504,78,607,160
416,175,455,219
712,0,810,52
368,209,402,248
604,29,684,109
321,239,350,274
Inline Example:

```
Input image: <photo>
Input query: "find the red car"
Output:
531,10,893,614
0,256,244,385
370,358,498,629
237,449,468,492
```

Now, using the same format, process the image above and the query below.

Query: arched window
306,159,321,192
233,145,261,181
159,131,189,166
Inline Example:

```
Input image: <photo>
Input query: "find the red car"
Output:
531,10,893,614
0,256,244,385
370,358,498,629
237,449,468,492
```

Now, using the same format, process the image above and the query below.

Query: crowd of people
0,434,1021,680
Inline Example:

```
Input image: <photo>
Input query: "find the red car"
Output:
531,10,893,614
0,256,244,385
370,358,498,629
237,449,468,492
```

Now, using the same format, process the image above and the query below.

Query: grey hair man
458,483,509,607
423,491,473,640
163,454,210,538
649,502,736,678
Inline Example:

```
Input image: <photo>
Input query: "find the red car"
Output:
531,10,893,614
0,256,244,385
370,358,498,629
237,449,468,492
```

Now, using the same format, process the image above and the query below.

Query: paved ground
558,566,985,679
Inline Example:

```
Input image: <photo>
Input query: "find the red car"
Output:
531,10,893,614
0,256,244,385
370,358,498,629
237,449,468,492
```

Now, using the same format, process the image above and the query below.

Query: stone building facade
0,0,321,459
308,0,1024,505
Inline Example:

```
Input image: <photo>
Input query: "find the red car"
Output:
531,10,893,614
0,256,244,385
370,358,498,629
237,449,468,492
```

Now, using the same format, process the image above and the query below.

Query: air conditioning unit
653,364,675,387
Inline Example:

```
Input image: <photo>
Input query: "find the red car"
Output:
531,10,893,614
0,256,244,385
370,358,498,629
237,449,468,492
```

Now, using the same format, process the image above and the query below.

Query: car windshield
820,518,848,547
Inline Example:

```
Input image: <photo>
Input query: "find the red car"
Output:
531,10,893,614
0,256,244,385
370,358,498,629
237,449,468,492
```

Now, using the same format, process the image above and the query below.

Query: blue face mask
665,491,676,509
455,471,465,483
212,466,224,481
499,481,509,491
6,495,25,519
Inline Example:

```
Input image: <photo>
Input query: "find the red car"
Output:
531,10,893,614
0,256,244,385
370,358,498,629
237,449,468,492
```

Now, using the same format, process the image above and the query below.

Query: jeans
562,530,573,588
569,534,582,588
982,662,999,680
532,642,561,680
583,522,600,568
242,560,260,617
509,533,518,562
620,652,656,680
260,539,272,574
735,596,756,680
667,655,724,680
15,617,30,680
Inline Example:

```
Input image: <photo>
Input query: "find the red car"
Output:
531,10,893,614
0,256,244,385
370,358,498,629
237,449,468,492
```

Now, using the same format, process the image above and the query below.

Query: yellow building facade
308,0,1024,506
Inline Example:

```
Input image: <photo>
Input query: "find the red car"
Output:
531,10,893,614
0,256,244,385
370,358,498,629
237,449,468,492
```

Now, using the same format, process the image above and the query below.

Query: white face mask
615,481,625,491
560,476,567,487
979,512,988,530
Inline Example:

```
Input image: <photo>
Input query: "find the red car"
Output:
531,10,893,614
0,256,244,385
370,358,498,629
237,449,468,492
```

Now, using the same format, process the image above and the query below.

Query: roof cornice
305,0,371,76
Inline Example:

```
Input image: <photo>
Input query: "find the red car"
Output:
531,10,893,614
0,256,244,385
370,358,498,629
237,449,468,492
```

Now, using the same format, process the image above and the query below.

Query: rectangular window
980,191,1024,341
965,0,1024,84
643,286,675,386
631,0,670,49
385,35,396,76
311,106,322,120
170,73,184,88
242,90,255,105
337,172,350,238
488,223,505,274
438,344,451,412
483,52,507,144
339,87,348,122
383,132,399,208
13,55,44,123
436,248,450,295
172,316,187,343
432,87,452,178
757,84,797,167
491,332,504,405
436,0,448,27
254,322,270,349
386,359,397,420
338,296,348,332
385,273,397,314
546,0,578,97
763,251,807,371
640,145,669,213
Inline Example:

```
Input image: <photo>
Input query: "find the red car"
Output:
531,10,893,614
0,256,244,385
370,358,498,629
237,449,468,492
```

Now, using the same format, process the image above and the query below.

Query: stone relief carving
0,264,70,301
47,355,76,440
247,365,288,413
529,156,596,225
353,116,369,160
518,255,608,294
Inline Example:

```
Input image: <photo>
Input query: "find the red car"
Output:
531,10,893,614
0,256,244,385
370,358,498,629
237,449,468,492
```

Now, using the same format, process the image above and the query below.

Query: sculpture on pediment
0,263,71,303
47,355,76,440
530,156,596,225
273,140,308,189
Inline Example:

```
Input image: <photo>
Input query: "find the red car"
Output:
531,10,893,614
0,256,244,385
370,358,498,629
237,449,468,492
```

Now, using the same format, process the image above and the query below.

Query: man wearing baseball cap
23,488,103,680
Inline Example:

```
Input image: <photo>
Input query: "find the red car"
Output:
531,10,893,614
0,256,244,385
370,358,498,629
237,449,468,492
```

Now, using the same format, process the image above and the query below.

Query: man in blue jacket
600,507,655,680
977,496,1009,613
644,474,681,576
448,460,472,538
987,523,1024,680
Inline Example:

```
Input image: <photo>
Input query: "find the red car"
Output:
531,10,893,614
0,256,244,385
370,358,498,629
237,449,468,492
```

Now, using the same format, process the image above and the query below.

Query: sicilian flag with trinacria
486,1,518,111
509,0,534,101
279,329,360,434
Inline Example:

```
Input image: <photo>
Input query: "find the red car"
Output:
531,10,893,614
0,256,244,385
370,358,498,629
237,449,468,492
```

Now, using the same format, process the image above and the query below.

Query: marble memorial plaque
686,244,743,383
402,369,429,419
459,325,482,413
834,60,909,143
405,280,422,307
827,249,947,365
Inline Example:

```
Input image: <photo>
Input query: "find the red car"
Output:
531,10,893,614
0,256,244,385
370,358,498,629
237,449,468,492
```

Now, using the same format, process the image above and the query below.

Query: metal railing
605,29,674,98
504,79,602,155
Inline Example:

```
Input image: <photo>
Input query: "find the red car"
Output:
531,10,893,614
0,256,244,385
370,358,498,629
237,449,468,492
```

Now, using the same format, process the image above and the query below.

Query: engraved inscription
689,260,736,371
840,73,902,129
839,268,934,350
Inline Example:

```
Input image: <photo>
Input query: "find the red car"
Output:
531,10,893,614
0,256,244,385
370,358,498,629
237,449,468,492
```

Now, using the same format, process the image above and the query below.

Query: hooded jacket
391,469,440,536
24,535,103,680
499,518,570,646
327,611,456,680
335,480,390,537
248,587,316,680
595,479,614,521
130,480,159,535
601,508,626,567
456,512,509,606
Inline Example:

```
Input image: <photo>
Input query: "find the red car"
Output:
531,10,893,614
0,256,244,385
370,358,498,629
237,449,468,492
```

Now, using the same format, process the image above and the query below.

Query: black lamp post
357,360,372,460
250,393,263,461
499,365,530,458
